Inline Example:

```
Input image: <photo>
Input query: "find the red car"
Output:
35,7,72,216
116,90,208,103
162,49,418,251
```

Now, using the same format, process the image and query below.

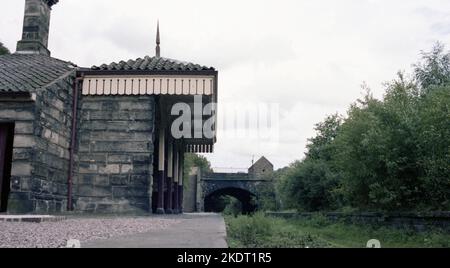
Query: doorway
0,123,14,212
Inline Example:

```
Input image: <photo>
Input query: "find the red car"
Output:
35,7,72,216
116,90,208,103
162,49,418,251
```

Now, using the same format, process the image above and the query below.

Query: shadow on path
83,213,228,248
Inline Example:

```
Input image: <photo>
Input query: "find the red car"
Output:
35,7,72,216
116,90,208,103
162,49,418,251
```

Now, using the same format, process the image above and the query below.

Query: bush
225,213,329,248
226,213,273,247
277,159,341,212
222,197,243,216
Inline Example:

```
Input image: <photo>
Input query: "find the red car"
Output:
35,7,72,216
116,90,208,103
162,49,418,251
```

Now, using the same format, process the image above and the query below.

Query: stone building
0,0,217,214
248,156,274,179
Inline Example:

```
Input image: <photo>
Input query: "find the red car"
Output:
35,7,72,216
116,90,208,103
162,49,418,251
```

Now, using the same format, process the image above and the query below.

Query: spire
156,20,161,58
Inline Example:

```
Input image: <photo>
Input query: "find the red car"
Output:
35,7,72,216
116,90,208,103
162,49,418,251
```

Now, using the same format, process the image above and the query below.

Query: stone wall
75,95,156,213
266,212,450,232
0,100,37,213
183,167,200,213
0,72,75,213
32,73,75,213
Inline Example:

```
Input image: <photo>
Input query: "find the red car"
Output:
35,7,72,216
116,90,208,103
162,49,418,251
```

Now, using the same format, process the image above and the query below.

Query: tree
335,78,423,210
277,114,344,212
414,42,450,93
306,113,343,161
278,159,341,212
0,42,10,55
183,153,213,191
183,153,212,174
254,172,280,212
416,85,450,209
335,52,450,210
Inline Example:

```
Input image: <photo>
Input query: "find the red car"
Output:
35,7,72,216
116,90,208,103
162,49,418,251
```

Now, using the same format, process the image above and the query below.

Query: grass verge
224,213,450,248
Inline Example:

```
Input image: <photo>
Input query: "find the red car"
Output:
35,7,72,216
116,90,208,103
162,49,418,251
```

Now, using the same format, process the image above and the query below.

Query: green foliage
277,43,450,213
416,85,450,209
291,215,450,248
210,195,242,216
278,159,341,211
226,213,450,248
222,197,243,217
414,42,450,92
336,70,449,211
225,213,329,248
277,114,343,212
306,113,343,161
183,153,212,174
0,42,10,55
254,172,279,212
335,75,424,210
183,153,213,190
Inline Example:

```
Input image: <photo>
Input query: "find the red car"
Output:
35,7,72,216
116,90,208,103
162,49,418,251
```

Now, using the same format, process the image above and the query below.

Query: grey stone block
77,185,111,198
119,101,153,111
110,175,129,186
130,175,149,186
94,175,109,186
15,122,34,134
7,192,35,214
13,135,36,148
133,155,151,164
13,148,34,161
81,101,102,110
80,174,94,185
79,153,107,163
0,109,35,120
112,187,128,198
101,101,120,111
128,187,149,198
11,162,32,176
91,131,134,141
121,164,133,174
128,122,153,131
79,162,99,174
108,154,132,164
99,164,120,174
132,164,150,175
93,141,151,153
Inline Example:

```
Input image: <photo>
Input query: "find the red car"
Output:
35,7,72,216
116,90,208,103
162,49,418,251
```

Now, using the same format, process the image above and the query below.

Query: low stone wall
266,211,450,232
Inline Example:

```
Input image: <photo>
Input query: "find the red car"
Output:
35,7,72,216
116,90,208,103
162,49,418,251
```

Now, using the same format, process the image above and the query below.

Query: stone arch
204,187,257,214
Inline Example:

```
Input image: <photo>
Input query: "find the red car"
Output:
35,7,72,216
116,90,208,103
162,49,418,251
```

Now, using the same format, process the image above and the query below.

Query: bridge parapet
203,172,250,180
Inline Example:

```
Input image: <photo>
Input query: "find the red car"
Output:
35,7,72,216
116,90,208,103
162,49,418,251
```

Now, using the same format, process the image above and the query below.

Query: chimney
16,0,59,56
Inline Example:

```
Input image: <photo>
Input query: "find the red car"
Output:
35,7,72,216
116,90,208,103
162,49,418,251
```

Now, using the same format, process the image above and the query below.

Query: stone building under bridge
0,0,218,214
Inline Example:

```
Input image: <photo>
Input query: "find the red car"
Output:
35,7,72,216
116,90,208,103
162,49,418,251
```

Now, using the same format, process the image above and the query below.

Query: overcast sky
1,0,449,171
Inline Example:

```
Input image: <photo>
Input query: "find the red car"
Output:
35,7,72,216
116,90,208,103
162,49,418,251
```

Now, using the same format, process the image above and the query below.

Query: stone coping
0,215,66,223
266,211,450,219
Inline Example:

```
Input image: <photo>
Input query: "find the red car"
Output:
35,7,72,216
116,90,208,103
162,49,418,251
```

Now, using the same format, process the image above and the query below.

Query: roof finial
156,20,161,58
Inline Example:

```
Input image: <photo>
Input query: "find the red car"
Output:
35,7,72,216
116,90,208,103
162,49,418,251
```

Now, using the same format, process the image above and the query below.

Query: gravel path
84,213,228,248
0,217,180,248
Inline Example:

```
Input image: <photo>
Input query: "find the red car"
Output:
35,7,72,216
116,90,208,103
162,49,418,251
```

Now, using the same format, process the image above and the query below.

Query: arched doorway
204,187,256,214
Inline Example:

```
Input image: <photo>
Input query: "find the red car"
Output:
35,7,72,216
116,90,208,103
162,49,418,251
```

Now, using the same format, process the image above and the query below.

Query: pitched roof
0,54,76,93
91,56,215,72
249,156,273,170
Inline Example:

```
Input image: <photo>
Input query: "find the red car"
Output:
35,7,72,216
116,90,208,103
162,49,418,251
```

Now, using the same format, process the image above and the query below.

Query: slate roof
0,54,76,93
91,56,215,72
